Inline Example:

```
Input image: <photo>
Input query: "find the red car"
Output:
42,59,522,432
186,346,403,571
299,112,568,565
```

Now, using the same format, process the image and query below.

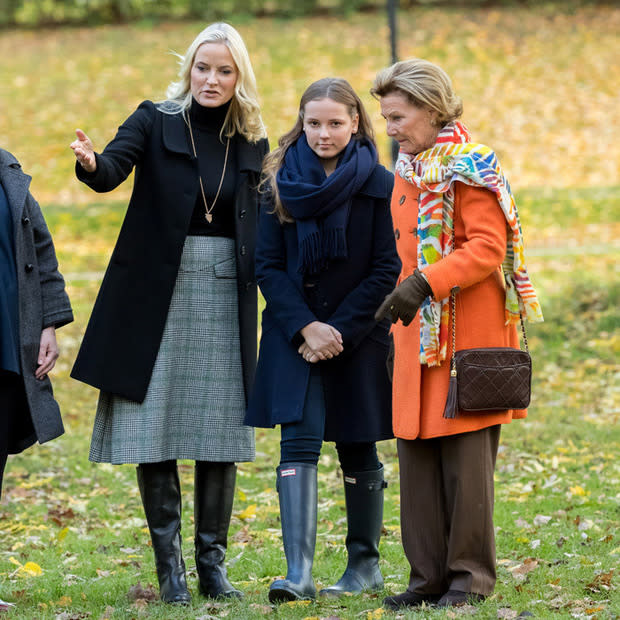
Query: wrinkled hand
298,321,343,362
70,129,97,173
375,269,433,327
35,326,59,380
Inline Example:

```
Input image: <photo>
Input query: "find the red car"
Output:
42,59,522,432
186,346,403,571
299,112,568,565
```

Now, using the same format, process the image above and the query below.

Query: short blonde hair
371,58,462,126
162,22,266,143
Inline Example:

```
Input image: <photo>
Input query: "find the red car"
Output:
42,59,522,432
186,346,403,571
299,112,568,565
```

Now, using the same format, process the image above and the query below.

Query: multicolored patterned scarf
395,121,543,366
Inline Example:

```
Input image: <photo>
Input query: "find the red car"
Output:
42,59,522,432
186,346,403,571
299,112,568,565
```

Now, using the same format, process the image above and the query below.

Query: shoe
437,589,486,607
194,461,243,599
319,467,387,597
383,590,440,610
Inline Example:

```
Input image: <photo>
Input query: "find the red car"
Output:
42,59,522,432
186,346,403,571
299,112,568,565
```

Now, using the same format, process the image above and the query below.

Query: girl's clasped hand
298,320,343,362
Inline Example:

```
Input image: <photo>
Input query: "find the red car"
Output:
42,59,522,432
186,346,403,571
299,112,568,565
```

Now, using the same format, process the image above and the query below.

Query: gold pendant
205,213,213,223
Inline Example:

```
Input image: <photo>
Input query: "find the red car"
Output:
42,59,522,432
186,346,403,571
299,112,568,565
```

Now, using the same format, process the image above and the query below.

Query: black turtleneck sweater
187,98,238,237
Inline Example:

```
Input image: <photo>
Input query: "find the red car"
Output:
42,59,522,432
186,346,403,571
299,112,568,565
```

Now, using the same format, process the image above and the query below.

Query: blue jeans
280,369,380,473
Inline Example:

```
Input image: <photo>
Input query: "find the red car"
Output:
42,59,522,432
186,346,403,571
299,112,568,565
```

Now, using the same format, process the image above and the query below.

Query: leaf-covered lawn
0,192,617,618
0,5,619,619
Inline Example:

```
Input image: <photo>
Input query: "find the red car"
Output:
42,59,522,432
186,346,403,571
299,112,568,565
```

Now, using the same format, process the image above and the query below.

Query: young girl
245,78,400,602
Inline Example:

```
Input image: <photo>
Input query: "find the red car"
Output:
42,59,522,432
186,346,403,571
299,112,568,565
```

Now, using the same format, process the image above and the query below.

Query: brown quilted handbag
442,232,532,417
442,293,532,418
452,346,531,412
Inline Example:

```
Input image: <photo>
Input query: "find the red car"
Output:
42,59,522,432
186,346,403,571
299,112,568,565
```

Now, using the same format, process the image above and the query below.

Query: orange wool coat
391,174,527,440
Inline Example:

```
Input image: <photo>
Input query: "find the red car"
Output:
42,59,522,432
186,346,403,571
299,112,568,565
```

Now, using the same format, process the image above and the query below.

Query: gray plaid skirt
89,236,255,465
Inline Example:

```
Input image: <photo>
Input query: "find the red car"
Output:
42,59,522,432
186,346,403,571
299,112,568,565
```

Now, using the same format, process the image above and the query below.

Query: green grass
0,184,618,618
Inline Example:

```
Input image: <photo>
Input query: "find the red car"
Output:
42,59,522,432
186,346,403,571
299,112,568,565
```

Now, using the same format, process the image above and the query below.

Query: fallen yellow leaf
57,527,69,542
20,562,43,577
21,477,53,489
237,504,257,521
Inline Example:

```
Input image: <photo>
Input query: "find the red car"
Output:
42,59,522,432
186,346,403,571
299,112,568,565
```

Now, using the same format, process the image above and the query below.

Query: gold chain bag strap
442,227,532,419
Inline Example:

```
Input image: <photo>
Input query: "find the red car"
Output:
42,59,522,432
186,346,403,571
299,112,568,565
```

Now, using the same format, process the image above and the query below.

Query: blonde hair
371,58,463,126
262,77,376,223
161,22,266,143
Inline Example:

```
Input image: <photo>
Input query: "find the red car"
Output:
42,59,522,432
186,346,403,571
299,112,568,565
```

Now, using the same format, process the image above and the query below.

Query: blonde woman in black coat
70,23,267,604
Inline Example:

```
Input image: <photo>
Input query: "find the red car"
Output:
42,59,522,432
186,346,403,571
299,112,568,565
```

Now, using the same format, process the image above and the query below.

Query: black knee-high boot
137,461,191,604
320,466,386,596
269,463,317,602
194,461,242,599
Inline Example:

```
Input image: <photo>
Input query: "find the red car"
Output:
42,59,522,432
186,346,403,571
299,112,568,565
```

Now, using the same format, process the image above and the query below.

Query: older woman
372,59,543,609
0,147,73,505
70,23,268,604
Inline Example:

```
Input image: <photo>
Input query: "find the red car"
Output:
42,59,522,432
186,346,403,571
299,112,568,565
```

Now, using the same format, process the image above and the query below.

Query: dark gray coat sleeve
28,193,73,329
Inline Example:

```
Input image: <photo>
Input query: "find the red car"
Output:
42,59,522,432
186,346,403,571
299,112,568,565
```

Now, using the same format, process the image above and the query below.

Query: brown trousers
397,425,501,596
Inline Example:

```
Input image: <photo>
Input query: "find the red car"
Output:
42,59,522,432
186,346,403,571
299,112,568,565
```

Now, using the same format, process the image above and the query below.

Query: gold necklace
186,114,230,224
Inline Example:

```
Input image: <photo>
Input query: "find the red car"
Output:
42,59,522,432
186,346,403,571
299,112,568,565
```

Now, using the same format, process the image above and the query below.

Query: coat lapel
0,150,31,224
358,165,390,199
161,110,193,158
236,135,264,174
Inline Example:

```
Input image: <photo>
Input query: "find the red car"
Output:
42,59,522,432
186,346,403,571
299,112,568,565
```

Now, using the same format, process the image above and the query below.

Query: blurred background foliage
1,3,617,208
0,0,612,27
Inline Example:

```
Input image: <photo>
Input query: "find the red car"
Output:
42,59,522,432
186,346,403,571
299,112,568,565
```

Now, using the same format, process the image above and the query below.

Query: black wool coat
0,148,73,447
71,101,269,403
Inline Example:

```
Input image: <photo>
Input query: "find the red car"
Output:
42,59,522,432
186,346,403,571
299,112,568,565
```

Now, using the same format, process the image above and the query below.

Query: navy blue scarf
277,134,377,274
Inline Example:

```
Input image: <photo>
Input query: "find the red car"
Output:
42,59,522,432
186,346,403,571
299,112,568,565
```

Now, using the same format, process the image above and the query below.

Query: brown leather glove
375,269,433,327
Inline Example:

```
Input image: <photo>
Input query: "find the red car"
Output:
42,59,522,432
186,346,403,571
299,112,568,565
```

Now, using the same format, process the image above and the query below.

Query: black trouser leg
0,396,8,497
269,463,317,602
194,461,242,599
137,460,190,604
0,371,33,499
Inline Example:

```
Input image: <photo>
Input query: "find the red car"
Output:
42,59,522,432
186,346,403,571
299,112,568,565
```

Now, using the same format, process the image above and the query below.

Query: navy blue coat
245,164,401,442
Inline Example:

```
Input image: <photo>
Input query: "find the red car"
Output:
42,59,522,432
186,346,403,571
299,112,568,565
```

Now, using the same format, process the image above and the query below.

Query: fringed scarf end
298,231,323,274
321,227,348,260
